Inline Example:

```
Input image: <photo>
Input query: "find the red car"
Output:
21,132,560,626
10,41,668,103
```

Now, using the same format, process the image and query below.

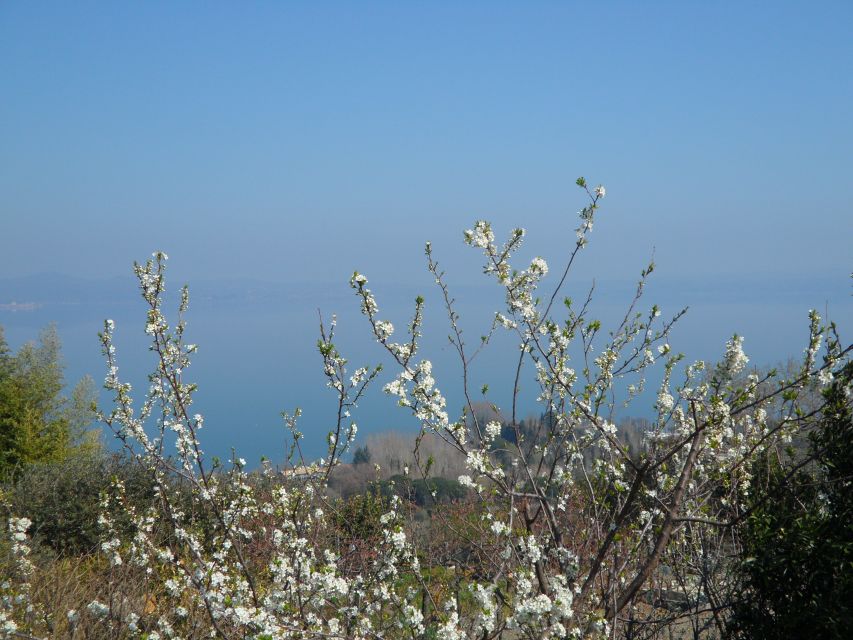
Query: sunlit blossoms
463,220,495,249
722,334,749,377
1,177,848,640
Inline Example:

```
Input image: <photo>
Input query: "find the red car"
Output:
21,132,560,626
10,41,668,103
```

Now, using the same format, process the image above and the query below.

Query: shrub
727,361,853,638
3,452,155,555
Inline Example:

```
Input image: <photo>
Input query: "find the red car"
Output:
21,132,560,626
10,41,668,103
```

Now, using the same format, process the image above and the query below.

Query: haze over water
2,3,851,463
2,269,848,464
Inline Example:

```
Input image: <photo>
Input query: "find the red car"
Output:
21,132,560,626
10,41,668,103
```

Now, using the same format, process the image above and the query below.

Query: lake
2,271,849,466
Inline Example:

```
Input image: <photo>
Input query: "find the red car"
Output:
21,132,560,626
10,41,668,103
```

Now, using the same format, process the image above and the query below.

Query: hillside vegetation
2,184,850,639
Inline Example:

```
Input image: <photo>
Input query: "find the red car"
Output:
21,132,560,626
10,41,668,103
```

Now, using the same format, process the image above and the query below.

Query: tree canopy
0,324,98,479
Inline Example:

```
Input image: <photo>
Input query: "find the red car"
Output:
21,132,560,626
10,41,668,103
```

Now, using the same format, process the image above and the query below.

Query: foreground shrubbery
2,181,850,639
3,452,154,556
727,361,853,639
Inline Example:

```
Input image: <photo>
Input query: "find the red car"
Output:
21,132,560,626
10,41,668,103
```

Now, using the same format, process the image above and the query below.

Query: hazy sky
2,2,852,462
2,1,851,288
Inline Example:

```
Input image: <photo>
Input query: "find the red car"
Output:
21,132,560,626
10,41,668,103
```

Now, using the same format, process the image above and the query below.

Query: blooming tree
2,179,849,639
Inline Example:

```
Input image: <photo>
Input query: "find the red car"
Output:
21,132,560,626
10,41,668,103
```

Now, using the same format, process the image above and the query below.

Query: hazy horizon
2,2,851,463
2,266,850,464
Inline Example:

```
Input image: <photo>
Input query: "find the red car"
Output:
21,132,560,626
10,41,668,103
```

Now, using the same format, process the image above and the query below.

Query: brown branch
606,403,705,620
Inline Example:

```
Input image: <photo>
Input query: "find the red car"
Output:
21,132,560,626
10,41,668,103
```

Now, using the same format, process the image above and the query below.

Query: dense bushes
2,452,155,555
331,489,389,541
728,362,853,638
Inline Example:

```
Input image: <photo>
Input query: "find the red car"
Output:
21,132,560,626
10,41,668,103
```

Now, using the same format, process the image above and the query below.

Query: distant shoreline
0,302,41,312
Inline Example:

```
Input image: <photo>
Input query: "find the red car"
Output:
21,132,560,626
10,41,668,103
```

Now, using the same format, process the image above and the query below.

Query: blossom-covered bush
1,179,849,639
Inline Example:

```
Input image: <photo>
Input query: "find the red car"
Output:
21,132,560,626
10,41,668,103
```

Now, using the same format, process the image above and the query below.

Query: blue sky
1,2,851,461
3,1,851,285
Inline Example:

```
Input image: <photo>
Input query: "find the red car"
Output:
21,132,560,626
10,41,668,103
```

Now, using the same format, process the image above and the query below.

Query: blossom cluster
1,180,849,639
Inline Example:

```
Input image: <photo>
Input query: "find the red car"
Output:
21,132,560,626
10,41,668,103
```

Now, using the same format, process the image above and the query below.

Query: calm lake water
2,273,849,466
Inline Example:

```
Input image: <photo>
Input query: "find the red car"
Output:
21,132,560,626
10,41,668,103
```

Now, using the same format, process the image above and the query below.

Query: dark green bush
727,362,853,638
331,489,388,541
3,452,156,555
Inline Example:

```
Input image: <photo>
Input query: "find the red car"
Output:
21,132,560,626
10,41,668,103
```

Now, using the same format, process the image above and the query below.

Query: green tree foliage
0,324,98,479
728,361,853,638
